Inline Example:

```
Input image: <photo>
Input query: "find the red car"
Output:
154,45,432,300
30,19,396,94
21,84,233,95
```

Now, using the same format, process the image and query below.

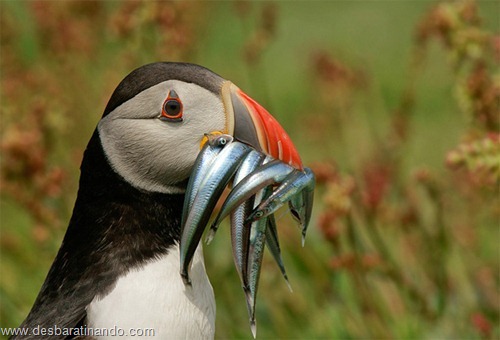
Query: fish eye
215,135,233,147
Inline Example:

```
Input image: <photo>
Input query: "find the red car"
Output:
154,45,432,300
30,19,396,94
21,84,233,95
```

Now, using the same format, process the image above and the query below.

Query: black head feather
103,62,225,117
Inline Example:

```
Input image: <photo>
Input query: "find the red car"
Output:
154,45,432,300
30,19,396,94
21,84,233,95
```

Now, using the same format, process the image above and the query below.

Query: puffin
14,62,302,339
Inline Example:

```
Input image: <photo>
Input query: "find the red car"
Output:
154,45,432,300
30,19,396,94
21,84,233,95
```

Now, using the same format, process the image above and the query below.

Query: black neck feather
18,130,184,335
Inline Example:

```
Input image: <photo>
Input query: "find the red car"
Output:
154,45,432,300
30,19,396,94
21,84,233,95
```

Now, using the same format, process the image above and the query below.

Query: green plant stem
357,202,435,320
345,214,393,338
422,182,449,316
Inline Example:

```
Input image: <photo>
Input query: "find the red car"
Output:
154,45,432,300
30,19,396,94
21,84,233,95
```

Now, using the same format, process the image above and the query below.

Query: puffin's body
16,62,300,339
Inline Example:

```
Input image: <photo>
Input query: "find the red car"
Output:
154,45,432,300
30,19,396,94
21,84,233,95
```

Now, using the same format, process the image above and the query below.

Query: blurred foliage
0,1,498,339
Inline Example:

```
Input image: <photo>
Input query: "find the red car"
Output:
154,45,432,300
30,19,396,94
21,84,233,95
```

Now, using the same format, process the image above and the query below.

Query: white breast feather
87,244,215,339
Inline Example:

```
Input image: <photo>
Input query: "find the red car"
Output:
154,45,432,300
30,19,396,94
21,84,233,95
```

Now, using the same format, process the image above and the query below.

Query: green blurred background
1,1,498,338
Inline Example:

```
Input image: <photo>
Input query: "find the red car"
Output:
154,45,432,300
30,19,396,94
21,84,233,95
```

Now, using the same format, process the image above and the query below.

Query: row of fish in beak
179,133,315,337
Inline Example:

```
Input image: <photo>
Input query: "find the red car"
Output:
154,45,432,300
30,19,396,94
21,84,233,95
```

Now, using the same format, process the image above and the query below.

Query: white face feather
98,80,226,193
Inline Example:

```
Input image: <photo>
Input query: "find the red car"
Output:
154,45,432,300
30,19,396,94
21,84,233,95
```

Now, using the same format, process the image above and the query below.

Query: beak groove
224,83,303,170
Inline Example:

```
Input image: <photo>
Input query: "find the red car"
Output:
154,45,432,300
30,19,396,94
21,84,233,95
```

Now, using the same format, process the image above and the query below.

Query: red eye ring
161,90,183,122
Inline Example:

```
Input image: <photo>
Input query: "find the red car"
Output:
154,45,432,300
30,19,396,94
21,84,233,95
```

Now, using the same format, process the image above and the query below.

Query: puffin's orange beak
222,82,303,170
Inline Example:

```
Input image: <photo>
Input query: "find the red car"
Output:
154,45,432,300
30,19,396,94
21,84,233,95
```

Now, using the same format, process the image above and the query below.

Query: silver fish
246,211,292,338
226,153,266,302
248,168,314,223
300,179,315,246
181,134,233,229
206,150,265,244
180,141,251,285
211,159,295,229
230,200,253,291
245,187,269,339
265,214,292,292
247,169,302,221
205,150,265,301
250,168,315,246
288,193,304,224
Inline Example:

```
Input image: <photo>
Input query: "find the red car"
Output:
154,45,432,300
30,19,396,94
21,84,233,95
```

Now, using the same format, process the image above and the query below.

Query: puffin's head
98,62,302,194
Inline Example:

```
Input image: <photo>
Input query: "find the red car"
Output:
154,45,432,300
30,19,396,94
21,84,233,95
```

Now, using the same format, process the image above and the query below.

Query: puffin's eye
160,90,183,122
164,100,181,115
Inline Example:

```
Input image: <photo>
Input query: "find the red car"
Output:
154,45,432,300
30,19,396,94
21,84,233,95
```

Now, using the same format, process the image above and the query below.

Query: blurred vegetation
1,1,499,339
